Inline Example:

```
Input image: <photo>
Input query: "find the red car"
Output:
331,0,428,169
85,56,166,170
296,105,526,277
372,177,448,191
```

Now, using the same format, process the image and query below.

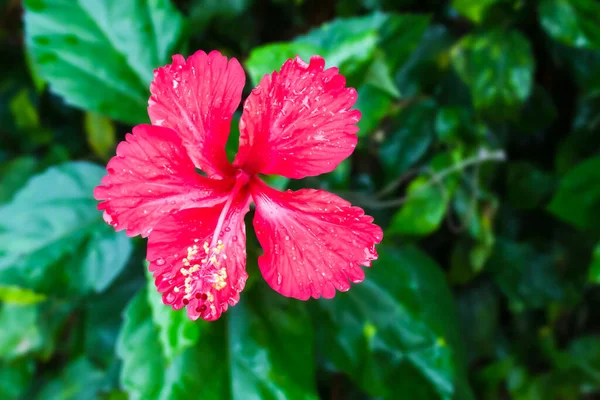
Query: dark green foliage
0,0,599,399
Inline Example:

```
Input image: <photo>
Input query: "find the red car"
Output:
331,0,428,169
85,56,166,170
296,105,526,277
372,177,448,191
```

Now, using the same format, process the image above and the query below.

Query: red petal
250,178,383,300
94,124,234,238
149,50,245,178
147,188,251,321
234,55,361,179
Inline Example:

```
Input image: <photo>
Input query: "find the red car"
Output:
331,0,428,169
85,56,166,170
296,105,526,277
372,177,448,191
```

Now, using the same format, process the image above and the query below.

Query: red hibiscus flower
94,50,383,321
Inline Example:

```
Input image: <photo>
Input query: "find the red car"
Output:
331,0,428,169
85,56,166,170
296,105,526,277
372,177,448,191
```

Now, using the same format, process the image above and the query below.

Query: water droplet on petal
277,273,282,285
155,258,165,266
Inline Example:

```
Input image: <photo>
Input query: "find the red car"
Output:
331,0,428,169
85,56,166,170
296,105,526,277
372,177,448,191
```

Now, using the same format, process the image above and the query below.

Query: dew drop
232,236,238,242
277,273,282,285
155,258,166,266
224,227,231,232
285,235,290,241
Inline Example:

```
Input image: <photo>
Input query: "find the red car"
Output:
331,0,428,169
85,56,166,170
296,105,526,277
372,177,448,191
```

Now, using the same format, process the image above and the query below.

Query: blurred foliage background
1,0,600,399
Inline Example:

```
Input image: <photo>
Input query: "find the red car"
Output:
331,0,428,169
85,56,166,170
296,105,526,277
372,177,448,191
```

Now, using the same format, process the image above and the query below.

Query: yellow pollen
174,287,180,293
180,240,229,299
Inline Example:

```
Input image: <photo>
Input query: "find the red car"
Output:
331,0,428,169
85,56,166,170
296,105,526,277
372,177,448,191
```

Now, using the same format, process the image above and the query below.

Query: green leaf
24,0,186,124
117,289,165,400
377,14,431,72
380,100,436,176
487,239,566,310
388,176,448,236
539,0,600,50
364,51,401,98
0,285,46,305
0,359,35,400
245,12,429,88
435,106,485,144
226,288,318,400
588,242,600,284
245,42,322,86
396,25,454,98
85,112,116,159
452,0,503,23
84,269,142,367
118,286,318,399
355,84,392,137
37,358,111,400
296,12,385,74
145,269,202,363
0,162,132,295
0,304,42,360
547,156,600,231
451,30,534,116
315,245,473,400
387,151,462,236
0,156,38,203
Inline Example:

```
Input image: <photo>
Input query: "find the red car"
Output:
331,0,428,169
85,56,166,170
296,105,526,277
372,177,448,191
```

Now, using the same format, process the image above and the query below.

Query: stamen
178,239,230,306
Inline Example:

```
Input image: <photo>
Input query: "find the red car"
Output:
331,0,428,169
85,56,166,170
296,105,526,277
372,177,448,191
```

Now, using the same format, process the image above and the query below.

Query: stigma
178,239,229,304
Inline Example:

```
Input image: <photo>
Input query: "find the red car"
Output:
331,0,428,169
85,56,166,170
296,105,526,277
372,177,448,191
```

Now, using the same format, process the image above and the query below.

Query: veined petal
235,55,361,179
250,178,383,300
147,187,251,321
94,124,233,238
149,50,245,178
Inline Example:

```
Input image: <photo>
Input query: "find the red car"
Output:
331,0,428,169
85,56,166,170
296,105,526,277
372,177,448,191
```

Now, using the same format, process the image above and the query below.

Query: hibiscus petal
147,188,250,321
234,55,361,179
250,178,383,300
94,124,234,238
149,50,245,178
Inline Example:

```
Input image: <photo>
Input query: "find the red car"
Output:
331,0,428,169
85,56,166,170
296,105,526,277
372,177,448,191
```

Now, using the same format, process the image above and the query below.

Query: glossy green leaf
227,288,318,400
145,270,202,363
296,12,384,74
24,0,185,124
245,42,322,86
0,162,132,295
315,245,473,400
119,286,318,399
539,0,600,50
451,30,534,116
548,156,600,231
